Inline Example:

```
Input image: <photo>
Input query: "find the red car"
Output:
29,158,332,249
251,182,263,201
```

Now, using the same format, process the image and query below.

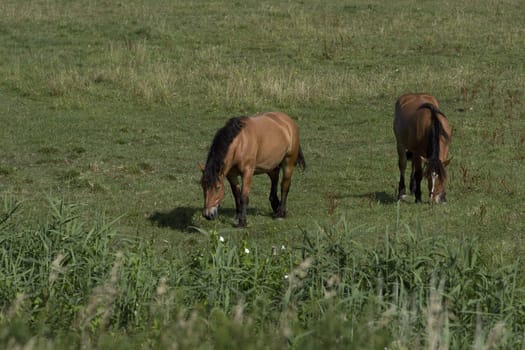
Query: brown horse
200,112,305,227
394,93,452,204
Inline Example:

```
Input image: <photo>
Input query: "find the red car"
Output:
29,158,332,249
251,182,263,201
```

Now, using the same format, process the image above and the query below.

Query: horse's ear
198,163,205,172
443,158,452,167
420,156,428,163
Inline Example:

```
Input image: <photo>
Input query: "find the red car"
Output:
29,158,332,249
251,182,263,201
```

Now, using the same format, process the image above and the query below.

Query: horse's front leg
237,170,253,227
227,174,242,221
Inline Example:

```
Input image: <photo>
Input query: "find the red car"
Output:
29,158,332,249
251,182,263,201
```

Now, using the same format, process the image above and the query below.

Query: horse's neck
222,137,242,175
220,151,236,176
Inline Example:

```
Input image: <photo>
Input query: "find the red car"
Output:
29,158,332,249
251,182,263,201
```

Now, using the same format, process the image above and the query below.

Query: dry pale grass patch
1,1,60,22
4,40,183,106
89,40,181,104
204,62,481,107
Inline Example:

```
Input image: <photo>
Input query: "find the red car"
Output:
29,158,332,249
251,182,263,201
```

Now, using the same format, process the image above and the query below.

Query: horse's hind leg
412,157,423,203
275,161,295,218
397,144,408,200
267,167,280,213
406,151,416,194
409,167,416,194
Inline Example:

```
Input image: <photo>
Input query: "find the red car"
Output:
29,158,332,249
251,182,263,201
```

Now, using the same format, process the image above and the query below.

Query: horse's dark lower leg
237,174,252,227
414,168,423,203
397,148,407,200
237,195,249,227
275,167,293,218
275,189,288,218
227,175,242,220
268,168,280,213
398,174,406,199
409,167,416,194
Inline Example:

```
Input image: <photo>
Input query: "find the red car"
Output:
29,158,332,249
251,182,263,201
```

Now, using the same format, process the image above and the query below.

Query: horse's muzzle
203,206,218,220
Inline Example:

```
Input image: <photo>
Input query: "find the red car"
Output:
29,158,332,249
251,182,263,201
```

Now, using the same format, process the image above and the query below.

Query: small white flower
284,274,289,279
219,236,225,242
281,245,286,251
244,248,250,254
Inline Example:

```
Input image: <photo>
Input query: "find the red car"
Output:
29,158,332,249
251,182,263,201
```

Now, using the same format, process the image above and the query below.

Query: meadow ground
1,0,525,348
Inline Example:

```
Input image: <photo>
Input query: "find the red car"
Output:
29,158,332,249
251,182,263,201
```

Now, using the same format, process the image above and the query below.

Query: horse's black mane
418,103,449,178
202,116,246,189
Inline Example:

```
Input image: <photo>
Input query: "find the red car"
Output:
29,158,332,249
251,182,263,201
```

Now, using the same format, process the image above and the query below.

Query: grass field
1,0,525,348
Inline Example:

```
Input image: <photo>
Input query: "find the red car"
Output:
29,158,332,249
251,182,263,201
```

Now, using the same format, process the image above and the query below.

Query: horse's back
246,112,298,146
237,112,300,172
250,112,297,132
395,93,439,126
396,93,439,114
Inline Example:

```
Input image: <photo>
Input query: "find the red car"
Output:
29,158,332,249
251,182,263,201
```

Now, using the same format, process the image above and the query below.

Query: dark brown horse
200,112,305,227
394,93,452,204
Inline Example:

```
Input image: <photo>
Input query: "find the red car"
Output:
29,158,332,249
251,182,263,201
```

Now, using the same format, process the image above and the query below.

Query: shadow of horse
148,206,259,231
148,207,197,231
367,191,397,204
340,191,397,204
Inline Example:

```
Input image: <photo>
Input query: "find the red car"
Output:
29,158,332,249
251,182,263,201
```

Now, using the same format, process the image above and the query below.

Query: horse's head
199,164,226,220
422,157,451,204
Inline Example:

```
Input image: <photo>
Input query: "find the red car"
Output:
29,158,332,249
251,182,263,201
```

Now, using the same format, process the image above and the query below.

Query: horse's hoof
273,212,286,219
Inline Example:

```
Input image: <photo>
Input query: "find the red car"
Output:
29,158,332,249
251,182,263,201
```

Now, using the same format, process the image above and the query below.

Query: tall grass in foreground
1,198,523,349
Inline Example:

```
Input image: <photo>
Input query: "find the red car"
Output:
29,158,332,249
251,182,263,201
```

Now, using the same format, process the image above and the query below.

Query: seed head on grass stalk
282,257,314,309
48,253,64,286
76,251,123,345
425,277,449,350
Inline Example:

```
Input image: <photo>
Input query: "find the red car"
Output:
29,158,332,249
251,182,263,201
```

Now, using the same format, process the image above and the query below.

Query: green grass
1,0,525,348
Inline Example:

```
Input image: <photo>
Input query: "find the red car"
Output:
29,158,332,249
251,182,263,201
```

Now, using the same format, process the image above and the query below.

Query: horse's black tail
296,146,306,171
418,103,446,159
418,102,446,119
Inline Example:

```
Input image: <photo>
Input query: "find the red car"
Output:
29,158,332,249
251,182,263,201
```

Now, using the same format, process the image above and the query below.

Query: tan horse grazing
394,93,452,204
200,112,305,227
